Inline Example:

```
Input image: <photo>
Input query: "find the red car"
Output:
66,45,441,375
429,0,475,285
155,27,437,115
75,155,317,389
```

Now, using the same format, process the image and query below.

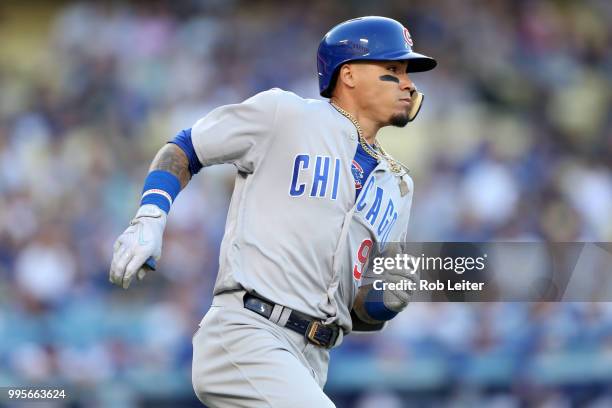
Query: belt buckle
306,321,325,347
307,320,339,348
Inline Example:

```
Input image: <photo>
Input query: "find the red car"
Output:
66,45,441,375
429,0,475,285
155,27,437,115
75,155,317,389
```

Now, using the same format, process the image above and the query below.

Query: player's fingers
113,234,128,252
388,268,416,280
110,247,134,286
109,244,127,284
123,252,150,289
385,290,409,312
136,256,158,281
137,268,147,281
113,242,127,260
386,270,409,282
390,286,410,304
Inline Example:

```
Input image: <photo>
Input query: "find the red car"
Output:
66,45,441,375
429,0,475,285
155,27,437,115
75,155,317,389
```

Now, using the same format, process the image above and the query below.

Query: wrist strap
364,287,399,321
140,170,181,213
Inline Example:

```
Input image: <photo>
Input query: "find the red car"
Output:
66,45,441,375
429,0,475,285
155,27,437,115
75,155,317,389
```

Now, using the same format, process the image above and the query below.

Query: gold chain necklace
329,102,403,173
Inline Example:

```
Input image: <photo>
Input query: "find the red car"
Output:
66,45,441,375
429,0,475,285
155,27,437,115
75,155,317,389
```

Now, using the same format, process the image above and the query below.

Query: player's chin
389,112,410,128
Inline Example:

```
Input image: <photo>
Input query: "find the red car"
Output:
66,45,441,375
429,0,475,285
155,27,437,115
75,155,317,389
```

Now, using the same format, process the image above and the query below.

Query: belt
243,292,340,349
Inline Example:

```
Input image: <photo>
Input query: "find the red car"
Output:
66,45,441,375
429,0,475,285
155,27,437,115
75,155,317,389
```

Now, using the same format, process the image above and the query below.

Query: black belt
243,292,339,349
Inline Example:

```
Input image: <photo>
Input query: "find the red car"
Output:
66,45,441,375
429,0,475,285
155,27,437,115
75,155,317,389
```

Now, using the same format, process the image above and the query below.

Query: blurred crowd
0,0,611,406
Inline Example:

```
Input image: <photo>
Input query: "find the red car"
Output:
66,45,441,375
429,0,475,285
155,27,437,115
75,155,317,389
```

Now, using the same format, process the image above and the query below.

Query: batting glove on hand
109,204,167,289
380,252,419,313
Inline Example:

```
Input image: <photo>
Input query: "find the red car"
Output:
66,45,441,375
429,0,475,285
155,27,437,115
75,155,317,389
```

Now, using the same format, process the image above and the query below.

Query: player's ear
337,63,357,90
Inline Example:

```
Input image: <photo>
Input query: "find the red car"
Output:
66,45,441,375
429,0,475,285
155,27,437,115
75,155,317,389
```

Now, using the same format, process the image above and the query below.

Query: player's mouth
399,98,412,106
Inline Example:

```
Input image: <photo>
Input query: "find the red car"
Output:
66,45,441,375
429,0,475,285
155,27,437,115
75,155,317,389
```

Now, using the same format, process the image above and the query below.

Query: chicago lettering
289,154,398,241
289,154,340,199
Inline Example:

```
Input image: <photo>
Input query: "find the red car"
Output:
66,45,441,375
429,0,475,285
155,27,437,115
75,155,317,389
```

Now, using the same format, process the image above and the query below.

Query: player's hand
380,251,419,313
109,204,167,289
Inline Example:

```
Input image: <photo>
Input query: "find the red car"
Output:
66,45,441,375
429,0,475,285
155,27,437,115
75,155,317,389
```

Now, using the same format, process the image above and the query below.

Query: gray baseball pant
192,290,336,407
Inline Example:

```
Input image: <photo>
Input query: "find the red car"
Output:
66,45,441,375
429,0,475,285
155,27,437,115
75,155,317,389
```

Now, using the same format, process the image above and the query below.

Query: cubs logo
403,27,413,47
351,160,365,189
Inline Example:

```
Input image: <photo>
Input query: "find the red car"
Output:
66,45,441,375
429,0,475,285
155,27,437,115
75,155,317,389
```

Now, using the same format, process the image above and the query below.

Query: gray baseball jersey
191,88,414,333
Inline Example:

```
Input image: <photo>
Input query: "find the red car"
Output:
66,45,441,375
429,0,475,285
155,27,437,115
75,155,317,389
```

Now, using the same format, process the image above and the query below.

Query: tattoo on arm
150,144,191,189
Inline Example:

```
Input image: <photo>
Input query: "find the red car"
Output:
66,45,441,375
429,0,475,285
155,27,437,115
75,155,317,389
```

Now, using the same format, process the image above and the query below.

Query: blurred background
0,0,611,406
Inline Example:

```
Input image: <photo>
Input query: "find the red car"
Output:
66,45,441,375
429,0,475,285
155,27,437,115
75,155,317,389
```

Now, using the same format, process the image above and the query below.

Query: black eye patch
379,75,400,83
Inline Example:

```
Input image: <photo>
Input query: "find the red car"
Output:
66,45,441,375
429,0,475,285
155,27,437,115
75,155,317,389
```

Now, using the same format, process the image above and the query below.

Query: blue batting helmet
317,16,437,98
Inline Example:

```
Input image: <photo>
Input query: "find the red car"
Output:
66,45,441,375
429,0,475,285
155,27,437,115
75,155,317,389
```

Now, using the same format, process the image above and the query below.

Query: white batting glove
379,245,419,313
381,267,419,312
109,204,167,289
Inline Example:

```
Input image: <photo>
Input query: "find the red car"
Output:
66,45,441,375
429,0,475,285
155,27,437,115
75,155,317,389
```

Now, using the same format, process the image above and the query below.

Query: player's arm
350,280,413,331
109,130,201,289
350,284,387,331
149,143,192,189
350,243,417,331
109,89,280,289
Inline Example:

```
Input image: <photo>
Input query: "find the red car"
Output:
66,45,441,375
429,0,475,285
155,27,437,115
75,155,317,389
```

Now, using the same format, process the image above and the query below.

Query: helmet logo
402,27,413,47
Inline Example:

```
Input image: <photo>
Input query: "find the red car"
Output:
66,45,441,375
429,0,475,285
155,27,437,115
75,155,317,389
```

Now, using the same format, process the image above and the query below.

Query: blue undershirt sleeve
168,128,203,176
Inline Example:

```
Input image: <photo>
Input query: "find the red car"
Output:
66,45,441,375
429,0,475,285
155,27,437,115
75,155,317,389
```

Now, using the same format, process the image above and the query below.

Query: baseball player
110,16,436,407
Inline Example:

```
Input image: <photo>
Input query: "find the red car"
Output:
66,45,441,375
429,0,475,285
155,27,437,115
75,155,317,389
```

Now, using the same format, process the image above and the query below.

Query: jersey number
353,239,373,280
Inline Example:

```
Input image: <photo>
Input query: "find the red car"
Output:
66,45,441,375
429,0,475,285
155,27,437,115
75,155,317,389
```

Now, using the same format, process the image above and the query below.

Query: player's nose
399,74,415,93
